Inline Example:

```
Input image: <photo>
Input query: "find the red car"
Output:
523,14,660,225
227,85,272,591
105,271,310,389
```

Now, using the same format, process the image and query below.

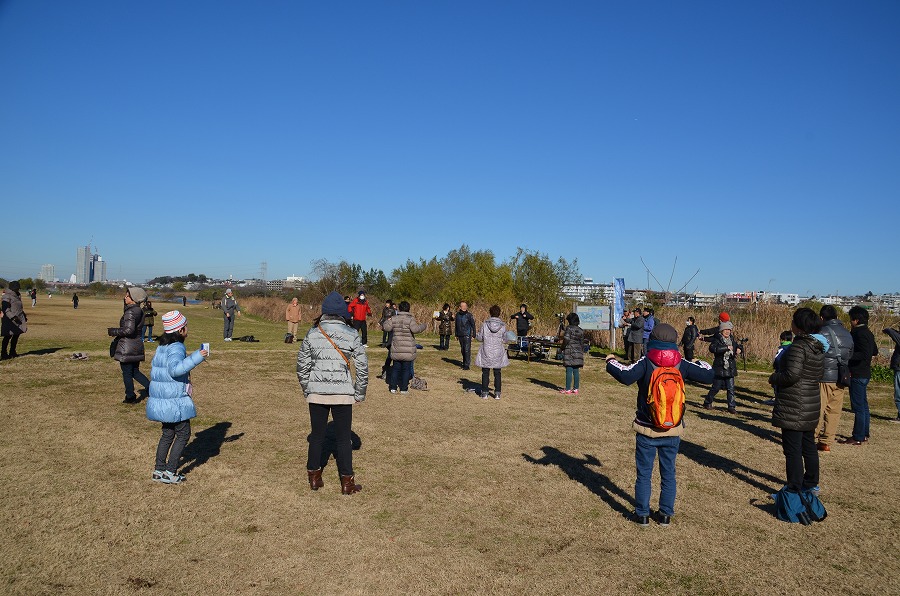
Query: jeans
382,330,390,346
781,429,818,491
307,403,354,476
849,377,870,441
893,370,900,417
142,325,154,341
458,336,472,367
352,319,367,345
120,362,150,400
634,433,680,517
705,377,736,409
155,420,191,473
223,315,235,339
390,360,413,392
481,368,502,395
565,366,580,390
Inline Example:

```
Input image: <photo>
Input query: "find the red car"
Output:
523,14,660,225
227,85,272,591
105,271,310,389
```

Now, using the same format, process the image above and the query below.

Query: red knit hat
719,311,730,322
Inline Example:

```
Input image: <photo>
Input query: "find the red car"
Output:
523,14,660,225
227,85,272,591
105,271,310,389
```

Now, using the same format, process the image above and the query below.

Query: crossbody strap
318,325,351,368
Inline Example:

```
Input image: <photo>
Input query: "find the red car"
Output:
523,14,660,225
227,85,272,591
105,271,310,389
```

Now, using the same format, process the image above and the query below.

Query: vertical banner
614,278,625,327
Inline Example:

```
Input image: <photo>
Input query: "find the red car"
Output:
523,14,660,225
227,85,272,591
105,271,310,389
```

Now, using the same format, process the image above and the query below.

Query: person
182,296,187,307
884,323,900,423
455,301,476,370
347,291,372,346
383,301,427,394
297,291,367,495
142,300,158,342
641,307,656,355
509,304,535,339
679,316,699,360
435,303,454,350
624,309,644,363
72,293,79,309
221,288,241,341
769,308,825,496
699,311,731,341
765,331,794,406
286,297,302,339
703,320,742,413
30,288,37,308
473,305,510,399
377,301,397,379
1,281,27,360
146,310,208,484
839,306,878,446
558,312,585,395
816,305,854,451
379,299,395,347
108,287,149,403
605,323,715,526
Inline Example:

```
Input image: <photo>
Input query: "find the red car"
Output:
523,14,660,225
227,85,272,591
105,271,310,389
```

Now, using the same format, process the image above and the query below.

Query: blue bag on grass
774,487,827,524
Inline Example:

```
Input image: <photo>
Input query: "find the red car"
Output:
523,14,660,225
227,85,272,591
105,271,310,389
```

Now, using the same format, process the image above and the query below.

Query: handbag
109,337,120,358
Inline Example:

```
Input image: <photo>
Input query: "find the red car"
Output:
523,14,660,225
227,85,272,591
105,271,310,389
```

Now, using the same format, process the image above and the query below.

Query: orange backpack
647,365,686,430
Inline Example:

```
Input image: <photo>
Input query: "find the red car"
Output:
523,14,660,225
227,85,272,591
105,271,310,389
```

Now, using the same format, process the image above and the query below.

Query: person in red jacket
347,291,372,346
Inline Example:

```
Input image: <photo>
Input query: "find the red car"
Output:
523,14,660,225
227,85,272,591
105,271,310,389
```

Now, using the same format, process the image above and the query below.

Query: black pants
382,330,389,345
482,368,502,395
120,361,150,400
307,403,354,476
458,336,472,367
683,345,695,361
1,334,20,358
781,429,819,491
352,319,367,345
156,420,191,473
439,334,451,350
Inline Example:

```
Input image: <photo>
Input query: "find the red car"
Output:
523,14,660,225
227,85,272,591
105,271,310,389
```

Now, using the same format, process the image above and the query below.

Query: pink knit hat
162,310,187,333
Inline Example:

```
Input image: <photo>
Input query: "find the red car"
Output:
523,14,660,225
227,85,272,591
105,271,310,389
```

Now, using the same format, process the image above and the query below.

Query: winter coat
848,324,878,378
142,305,158,327
642,315,656,341
109,303,145,363
455,310,476,338
286,303,302,323
221,295,240,317
606,341,714,434
347,298,371,322
885,327,900,371
437,310,454,335
769,334,825,431
625,316,644,343
380,306,395,325
679,324,699,349
383,311,427,362
146,341,203,423
560,324,585,367
1,290,27,336
510,311,534,336
297,316,368,402
818,319,854,383
475,317,510,369
709,333,739,378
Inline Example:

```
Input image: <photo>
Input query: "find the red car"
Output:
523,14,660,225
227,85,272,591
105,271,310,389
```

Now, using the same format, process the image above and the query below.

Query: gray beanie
719,321,734,332
650,323,678,343
128,287,147,302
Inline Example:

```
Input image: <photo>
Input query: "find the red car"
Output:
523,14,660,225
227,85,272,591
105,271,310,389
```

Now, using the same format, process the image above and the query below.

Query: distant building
284,275,306,289
561,278,614,303
75,245,108,284
39,264,56,282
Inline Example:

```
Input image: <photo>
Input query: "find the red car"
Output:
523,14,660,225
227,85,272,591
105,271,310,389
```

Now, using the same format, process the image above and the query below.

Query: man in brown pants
815,305,854,452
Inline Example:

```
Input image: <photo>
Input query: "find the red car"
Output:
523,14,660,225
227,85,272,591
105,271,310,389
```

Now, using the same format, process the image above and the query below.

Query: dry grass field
2,297,898,595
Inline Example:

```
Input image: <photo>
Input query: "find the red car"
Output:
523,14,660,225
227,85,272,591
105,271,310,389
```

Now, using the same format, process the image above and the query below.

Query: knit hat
650,323,678,343
719,311,730,322
322,291,349,317
162,310,187,333
225,288,233,295
719,321,734,331
128,287,147,302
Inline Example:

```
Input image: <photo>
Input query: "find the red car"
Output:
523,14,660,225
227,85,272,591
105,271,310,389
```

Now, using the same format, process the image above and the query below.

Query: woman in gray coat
474,305,510,399
382,301,427,394
1,281,27,359
297,291,368,495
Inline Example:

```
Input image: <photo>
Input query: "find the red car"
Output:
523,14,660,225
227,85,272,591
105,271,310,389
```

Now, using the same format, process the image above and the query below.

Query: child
765,331,793,405
474,305,509,399
559,312,585,394
605,324,714,526
146,311,208,484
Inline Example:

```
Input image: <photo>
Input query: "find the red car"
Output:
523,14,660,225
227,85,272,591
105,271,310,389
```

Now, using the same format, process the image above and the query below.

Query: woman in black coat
108,287,149,403
769,308,825,493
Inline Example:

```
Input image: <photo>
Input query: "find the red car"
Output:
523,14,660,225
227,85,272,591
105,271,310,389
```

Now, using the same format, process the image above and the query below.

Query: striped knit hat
162,310,187,333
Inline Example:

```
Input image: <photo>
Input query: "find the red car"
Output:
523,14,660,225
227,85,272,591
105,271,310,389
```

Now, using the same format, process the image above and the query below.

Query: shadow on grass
312,421,362,470
180,422,244,476
688,404,781,444
441,357,465,368
735,385,777,403
527,377,560,391
680,439,782,494
522,447,634,516
22,347,65,356
457,378,482,393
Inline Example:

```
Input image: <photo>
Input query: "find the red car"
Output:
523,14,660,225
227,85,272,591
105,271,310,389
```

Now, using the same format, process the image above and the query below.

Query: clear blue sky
1,1,898,296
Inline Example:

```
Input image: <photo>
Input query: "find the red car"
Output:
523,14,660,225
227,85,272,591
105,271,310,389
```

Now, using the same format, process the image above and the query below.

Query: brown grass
2,297,899,595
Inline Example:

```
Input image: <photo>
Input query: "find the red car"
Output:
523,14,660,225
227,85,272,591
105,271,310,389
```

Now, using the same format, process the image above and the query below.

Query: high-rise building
76,246,91,284
93,256,107,283
39,264,55,282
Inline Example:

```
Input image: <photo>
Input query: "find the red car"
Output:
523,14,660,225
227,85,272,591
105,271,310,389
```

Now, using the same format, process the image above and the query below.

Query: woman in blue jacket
146,311,208,484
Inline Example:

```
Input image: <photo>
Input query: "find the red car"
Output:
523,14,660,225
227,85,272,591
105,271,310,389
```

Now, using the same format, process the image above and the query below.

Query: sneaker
572,389,579,395
400,390,408,395
362,344,368,348
481,393,489,400
559,389,572,395
152,470,166,482
653,511,671,527
389,389,398,394
727,407,737,414
627,512,650,527
493,393,501,400
811,485,821,493
157,471,184,484
702,403,713,410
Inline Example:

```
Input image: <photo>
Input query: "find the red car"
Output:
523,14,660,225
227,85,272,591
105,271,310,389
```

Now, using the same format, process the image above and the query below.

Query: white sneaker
390,389,398,394
152,470,166,482
494,393,501,400
153,470,184,484
362,344,368,348
400,390,408,394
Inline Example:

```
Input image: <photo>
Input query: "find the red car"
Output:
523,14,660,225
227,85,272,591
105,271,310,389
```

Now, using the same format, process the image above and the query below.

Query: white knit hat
162,310,187,333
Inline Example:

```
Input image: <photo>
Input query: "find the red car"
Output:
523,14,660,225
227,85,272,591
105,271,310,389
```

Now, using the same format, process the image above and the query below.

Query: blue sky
1,1,897,296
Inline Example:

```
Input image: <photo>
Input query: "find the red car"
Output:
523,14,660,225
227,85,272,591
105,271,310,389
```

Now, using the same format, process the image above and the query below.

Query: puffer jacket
142,304,158,327
819,319,853,383
109,303,145,363
437,310,454,335
1,290,27,335
770,334,824,431
709,333,738,378
146,341,203,423
475,317,510,369
383,311,427,362
885,327,900,370
561,324,585,367
297,316,368,401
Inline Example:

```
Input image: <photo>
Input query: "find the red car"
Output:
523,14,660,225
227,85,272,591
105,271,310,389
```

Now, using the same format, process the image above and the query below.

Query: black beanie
650,323,677,343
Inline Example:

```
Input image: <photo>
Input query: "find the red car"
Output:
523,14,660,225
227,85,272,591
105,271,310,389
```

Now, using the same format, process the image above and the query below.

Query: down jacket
475,317,510,369
383,311,427,362
146,341,203,423
560,324,586,367
109,303,145,363
297,316,368,402
1,289,27,336
769,334,824,431
818,319,853,383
